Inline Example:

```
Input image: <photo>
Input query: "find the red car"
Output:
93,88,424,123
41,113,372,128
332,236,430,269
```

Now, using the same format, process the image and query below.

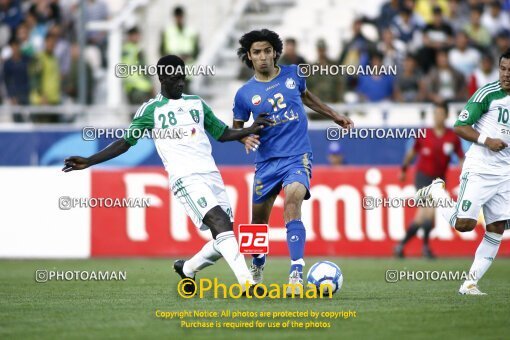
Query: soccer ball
307,261,343,295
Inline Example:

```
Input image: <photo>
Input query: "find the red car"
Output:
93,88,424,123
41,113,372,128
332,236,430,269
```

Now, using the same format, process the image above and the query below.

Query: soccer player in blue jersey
233,29,353,295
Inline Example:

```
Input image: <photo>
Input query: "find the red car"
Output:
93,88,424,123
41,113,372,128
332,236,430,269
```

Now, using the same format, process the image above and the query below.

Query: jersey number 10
498,107,509,124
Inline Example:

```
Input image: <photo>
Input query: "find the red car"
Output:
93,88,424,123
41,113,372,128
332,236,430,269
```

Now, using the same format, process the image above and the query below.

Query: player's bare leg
453,218,477,232
249,194,278,283
283,182,307,296
459,220,505,295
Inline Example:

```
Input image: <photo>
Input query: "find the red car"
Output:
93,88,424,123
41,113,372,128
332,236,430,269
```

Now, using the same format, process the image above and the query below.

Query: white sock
430,185,457,227
183,240,222,277
214,231,254,285
463,231,502,286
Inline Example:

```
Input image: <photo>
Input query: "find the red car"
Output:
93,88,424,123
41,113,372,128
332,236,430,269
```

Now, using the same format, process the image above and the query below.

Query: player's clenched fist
484,137,508,152
62,156,90,172
249,113,274,133
334,115,354,129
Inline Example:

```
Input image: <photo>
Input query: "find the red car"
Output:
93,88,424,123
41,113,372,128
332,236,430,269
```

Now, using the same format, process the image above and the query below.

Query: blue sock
252,254,266,267
286,220,306,276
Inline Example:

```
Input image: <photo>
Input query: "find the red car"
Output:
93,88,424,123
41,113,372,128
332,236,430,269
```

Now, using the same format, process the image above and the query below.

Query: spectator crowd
0,0,109,110
0,1,200,122
277,0,509,105
0,0,508,123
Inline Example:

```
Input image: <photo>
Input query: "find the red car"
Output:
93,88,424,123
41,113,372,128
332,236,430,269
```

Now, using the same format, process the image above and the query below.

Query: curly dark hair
237,29,283,69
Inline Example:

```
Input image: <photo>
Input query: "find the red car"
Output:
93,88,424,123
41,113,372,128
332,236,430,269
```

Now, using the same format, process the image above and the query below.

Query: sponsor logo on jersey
197,197,207,208
459,110,469,122
461,200,472,212
252,95,261,105
265,83,280,91
285,77,296,89
290,235,299,242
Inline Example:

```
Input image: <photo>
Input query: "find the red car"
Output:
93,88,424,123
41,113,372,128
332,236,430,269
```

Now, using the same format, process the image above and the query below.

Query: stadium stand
0,0,507,127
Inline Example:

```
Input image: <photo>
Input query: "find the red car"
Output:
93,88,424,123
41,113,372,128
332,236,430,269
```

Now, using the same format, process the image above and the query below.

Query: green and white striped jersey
455,81,510,175
124,93,227,184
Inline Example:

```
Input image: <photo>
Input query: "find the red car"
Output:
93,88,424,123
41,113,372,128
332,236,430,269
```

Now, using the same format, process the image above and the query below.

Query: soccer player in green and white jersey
417,49,510,295
63,55,272,295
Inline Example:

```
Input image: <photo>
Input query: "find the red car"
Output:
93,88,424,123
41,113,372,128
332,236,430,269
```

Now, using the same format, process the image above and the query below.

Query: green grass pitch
1,257,509,339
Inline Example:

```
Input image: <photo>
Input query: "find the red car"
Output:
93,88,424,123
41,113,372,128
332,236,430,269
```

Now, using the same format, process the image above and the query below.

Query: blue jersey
233,64,312,163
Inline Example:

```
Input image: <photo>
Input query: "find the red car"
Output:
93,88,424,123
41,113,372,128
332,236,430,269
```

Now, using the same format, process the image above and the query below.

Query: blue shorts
253,152,313,204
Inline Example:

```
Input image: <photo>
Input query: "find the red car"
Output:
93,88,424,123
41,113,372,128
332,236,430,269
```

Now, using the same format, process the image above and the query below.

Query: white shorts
454,171,510,227
171,172,233,230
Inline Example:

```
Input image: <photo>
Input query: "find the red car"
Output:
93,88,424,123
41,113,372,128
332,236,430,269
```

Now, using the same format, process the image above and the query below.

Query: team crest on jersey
461,200,472,212
459,110,469,122
197,197,207,208
252,95,261,105
285,78,296,89
189,110,200,123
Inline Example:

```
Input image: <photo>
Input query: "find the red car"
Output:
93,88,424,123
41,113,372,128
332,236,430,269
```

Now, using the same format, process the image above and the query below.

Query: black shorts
414,171,436,190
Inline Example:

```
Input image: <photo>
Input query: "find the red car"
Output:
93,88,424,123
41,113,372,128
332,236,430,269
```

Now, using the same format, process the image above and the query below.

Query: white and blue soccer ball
307,261,343,295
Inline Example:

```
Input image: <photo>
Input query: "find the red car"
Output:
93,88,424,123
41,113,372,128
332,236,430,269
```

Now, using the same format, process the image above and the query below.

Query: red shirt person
414,126,464,179
396,102,464,258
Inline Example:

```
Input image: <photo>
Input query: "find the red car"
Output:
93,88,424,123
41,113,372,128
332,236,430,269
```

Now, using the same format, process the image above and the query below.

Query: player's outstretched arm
301,89,354,129
453,125,508,152
62,139,132,172
218,113,273,142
